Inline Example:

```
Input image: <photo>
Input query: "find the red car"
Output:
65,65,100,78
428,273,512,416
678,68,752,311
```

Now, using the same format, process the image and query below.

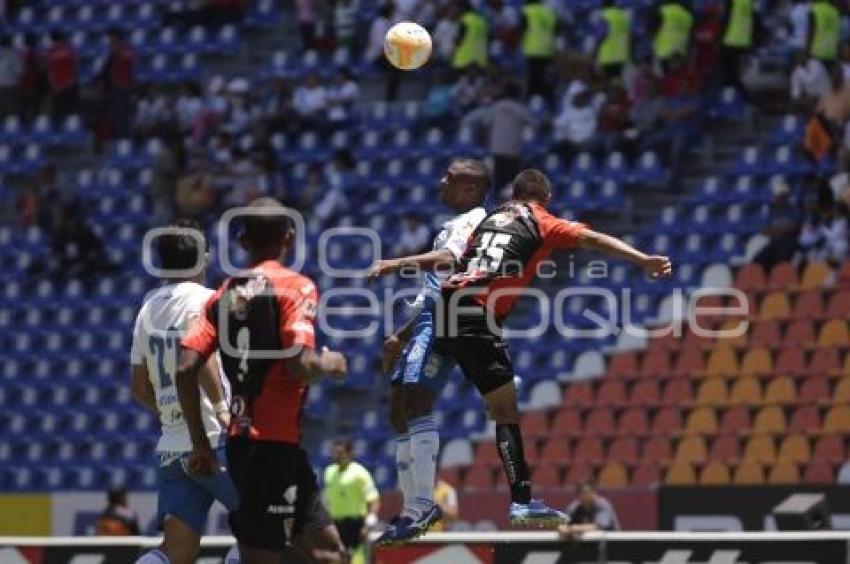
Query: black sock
496,423,532,504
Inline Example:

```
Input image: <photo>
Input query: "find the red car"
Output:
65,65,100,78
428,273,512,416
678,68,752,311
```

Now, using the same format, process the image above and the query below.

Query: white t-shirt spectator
791,58,831,100
365,14,393,62
296,0,315,24
293,83,327,117
433,18,460,61
175,94,203,131
554,90,605,144
327,79,360,122
136,94,170,129
789,2,809,50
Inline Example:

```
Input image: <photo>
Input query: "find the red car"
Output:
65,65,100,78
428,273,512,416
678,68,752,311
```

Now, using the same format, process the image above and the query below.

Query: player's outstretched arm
287,346,348,385
130,364,158,413
368,248,456,281
579,229,672,278
175,348,217,475
198,356,230,428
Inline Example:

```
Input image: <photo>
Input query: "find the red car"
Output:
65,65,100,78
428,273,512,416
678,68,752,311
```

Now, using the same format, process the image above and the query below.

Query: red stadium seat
522,412,551,440
532,465,563,489
583,408,616,436
640,349,671,377
563,382,594,407
643,436,673,464
572,437,605,465
789,405,822,434
661,379,693,405
838,261,850,288
608,437,639,465
595,380,627,407
564,463,595,485
768,262,798,291
735,263,766,292
775,347,806,375
812,435,845,465
631,463,661,486
608,352,638,379
537,438,571,467
799,376,830,403
476,442,504,469
803,459,835,483
463,466,495,490
750,320,781,348
827,290,850,317
710,435,741,462
719,406,752,435
551,409,583,438
673,349,705,377
651,408,683,435
616,408,650,436
792,291,825,321
629,380,660,407
783,320,816,348
524,439,543,466
808,347,842,375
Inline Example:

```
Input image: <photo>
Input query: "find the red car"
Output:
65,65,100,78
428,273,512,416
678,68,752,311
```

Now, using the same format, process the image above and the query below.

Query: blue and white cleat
509,499,568,527
374,504,443,546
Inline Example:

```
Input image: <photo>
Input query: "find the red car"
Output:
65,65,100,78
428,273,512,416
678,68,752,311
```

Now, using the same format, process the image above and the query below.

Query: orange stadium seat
740,348,773,376
597,463,629,488
665,463,697,485
710,435,741,462
675,436,708,464
768,262,798,291
538,438,571,467
715,321,748,350
777,433,811,464
813,435,845,464
823,405,850,433
608,352,638,379
616,408,650,436
673,349,705,376
572,437,605,465
463,466,495,490
743,435,777,464
799,261,832,291
632,464,661,486
750,320,781,348
700,462,731,485
789,405,822,434
834,377,850,402
522,412,550,440
735,263,767,292
684,407,719,435
564,463,595,485
803,459,835,483
760,291,792,320
844,352,850,376
719,406,752,434
763,376,797,405
595,380,627,407
776,347,806,374
792,291,825,320
584,409,616,436
563,382,594,407
652,408,683,436
753,406,787,433
733,461,766,485
799,376,830,403
643,436,674,464
629,380,660,407
608,437,640,465
827,290,850,317
808,347,842,375
661,379,693,405
695,379,728,406
704,348,739,378
768,461,801,484
783,320,816,348
729,377,762,405
532,465,563,489
640,348,672,377
817,320,849,348
552,409,583,438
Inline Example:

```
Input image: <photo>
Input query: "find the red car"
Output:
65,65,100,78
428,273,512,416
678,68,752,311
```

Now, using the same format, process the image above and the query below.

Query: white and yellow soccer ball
384,22,432,71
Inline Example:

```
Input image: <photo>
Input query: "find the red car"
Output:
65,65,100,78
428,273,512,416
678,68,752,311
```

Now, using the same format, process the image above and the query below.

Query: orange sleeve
279,277,318,351
542,213,587,249
181,292,220,359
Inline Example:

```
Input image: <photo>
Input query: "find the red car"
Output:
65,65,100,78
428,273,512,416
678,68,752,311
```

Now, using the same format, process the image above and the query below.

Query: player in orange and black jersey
176,198,349,564
436,169,672,525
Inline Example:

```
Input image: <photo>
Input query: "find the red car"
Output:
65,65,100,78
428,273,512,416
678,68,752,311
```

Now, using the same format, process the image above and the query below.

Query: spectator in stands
175,81,204,134
754,181,802,270
94,488,141,536
423,71,456,127
650,0,694,70
264,77,296,133
462,82,535,193
334,0,360,49
293,72,328,130
201,75,229,136
660,54,700,96
18,33,43,122
252,151,287,203
45,30,78,123
431,471,460,532
841,41,850,83
323,438,380,559
49,201,111,281
692,2,723,89
486,0,521,51
220,77,254,135
790,50,831,110
595,0,632,79
799,192,849,264
719,0,756,101
626,55,657,103
315,149,356,223
297,0,319,51
433,3,462,66
134,84,171,138
452,0,488,71
326,68,360,127
596,83,632,150
97,29,135,139
364,3,399,100
553,86,605,156
815,64,850,138
0,34,21,117
808,0,840,64
152,129,186,225
453,66,487,110
393,212,431,256
558,481,620,538
788,0,810,52
520,0,557,98
639,75,701,170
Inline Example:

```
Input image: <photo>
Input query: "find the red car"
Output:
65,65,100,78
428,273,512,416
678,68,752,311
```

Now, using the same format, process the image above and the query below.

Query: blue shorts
390,307,455,394
156,446,239,535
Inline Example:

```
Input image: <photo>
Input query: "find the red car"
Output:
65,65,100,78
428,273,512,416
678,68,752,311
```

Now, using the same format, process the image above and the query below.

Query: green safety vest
810,1,840,61
597,7,631,66
653,3,693,60
522,3,557,58
453,11,488,68
722,0,754,48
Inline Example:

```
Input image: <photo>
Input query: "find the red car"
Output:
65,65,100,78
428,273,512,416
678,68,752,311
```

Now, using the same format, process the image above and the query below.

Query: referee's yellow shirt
323,462,379,519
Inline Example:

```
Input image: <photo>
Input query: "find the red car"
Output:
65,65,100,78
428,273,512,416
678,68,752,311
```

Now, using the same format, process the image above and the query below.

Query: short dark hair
240,197,293,252
333,437,353,452
108,488,127,505
511,169,552,203
156,218,205,272
578,479,596,493
453,157,492,193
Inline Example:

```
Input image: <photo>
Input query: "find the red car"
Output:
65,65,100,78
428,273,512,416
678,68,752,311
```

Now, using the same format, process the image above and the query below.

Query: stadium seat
808,347,841,374
616,408,650,436
661,379,692,405
704,348,738,378
532,465,562,489
733,461,765,485
640,349,672,377
759,291,791,320
729,377,762,405
463,466,495,490
665,463,696,485
740,348,773,376
572,437,605,465
719,406,752,435
551,409,583,437
752,406,787,434
522,412,551,440
595,380,627,407
767,262,798,291
834,377,850,403
743,435,776,465
631,463,661,486
827,290,850,317
812,435,845,465
763,376,796,405
783,320,816,347
799,262,832,291
817,320,848,348
695,379,728,406
608,437,639,465
767,461,800,484
792,291,825,321
799,376,830,403
750,320,781,348
684,407,718,435
775,347,806,374
709,435,740,462
651,408,682,436
564,463,595,485
735,263,766,292
777,434,811,465
823,406,850,433
675,436,708,465
538,438,571,468
597,463,628,488
700,462,731,485
629,380,660,407
803,459,834,483
563,381,594,407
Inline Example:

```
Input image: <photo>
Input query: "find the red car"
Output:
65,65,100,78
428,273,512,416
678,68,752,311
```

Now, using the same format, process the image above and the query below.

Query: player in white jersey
129,219,239,564
367,159,490,543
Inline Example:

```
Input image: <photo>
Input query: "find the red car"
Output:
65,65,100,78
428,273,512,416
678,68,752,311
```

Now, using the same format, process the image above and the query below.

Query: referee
323,438,380,557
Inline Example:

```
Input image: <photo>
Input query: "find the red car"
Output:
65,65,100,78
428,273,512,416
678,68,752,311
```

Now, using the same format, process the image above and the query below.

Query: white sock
135,549,170,564
409,415,439,510
396,433,414,510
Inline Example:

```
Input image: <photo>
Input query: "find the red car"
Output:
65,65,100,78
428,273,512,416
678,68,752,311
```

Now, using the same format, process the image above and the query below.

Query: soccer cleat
509,499,568,527
374,504,443,546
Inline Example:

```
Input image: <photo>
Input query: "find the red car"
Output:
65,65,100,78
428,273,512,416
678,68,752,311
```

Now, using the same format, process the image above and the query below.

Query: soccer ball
384,22,432,71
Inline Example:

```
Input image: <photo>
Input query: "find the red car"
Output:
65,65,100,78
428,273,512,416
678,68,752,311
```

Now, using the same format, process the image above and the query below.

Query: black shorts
226,438,332,551
333,517,365,550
